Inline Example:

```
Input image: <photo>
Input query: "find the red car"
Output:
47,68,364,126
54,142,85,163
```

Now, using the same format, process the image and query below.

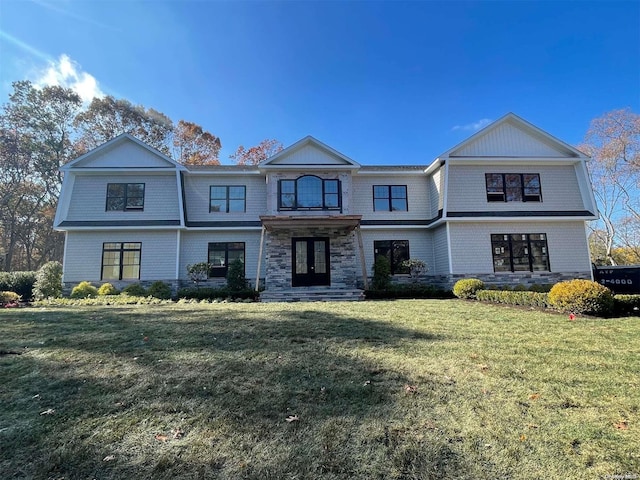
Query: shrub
476,289,549,309
186,262,210,287
98,283,118,295
1,291,21,305
148,281,172,299
226,258,247,292
365,284,453,300
371,255,391,290
453,278,485,299
400,259,427,282
548,279,614,316
528,283,554,293
122,283,147,297
33,261,63,300
613,294,640,317
0,271,37,300
34,296,172,307
70,281,99,299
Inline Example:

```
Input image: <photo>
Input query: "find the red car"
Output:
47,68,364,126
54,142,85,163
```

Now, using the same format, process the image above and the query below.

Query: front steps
260,287,365,302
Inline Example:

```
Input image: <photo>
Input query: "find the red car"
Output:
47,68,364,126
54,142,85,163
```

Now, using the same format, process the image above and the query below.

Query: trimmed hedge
613,295,640,317
34,295,172,307
176,287,259,301
0,271,37,300
548,279,614,316
122,283,147,297
476,289,549,309
453,278,485,299
148,281,172,300
365,284,453,300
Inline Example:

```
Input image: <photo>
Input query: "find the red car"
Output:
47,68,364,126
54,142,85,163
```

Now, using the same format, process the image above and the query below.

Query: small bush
365,284,453,300
148,281,172,300
33,261,63,300
372,256,391,290
1,291,21,305
528,283,554,293
453,278,485,299
122,283,147,297
226,258,247,292
476,289,549,308
98,283,118,295
548,279,614,316
34,296,172,307
70,281,99,299
613,294,640,317
0,271,37,300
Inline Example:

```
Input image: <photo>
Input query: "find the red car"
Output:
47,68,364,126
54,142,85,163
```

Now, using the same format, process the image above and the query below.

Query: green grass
1,300,638,479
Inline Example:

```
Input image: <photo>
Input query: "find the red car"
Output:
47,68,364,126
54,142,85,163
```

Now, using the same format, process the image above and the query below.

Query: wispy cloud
35,54,104,103
0,29,51,61
31,0,117,30
452,118,492,132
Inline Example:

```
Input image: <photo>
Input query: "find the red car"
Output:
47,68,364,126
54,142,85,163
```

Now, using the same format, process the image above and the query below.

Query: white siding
446,164,585,212
179,230,264,281
270,144,351,165
432,225,449,275
452,122,568,157
447,221,591,274
357,229,433,277
66,173,180,221
352,175,430,221
427,167,444,218
63,231,177,282
183,174,267,222
76,141,175,168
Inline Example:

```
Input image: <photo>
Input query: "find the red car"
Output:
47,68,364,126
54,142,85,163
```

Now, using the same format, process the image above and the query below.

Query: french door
292,237,330,287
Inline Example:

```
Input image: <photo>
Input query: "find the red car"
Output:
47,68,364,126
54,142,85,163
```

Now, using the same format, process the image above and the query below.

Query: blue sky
1,0,638,165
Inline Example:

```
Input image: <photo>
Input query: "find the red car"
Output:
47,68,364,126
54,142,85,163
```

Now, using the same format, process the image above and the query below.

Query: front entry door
292,237,330,287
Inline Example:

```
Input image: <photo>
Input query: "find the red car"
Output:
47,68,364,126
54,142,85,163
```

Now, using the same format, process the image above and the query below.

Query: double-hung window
373,185,408,211
491,234,549,272
210,186,246,213
374,240,410,274
208,242,245,277
278,176,341,211
106,183,145,211
485,174,541,202
101,242,141,280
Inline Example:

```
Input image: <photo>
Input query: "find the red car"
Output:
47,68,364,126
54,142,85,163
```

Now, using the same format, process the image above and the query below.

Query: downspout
356,226,368,289
255,226,266,291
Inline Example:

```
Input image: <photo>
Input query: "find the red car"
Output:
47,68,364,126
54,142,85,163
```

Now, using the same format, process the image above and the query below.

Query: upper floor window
373,185,408,211
491,233,549,272
374,240,410,274
210,186,246,213
208,242,245,277
278,175,341,211
101,242,141,280
485,174,541,202
106,183,145,211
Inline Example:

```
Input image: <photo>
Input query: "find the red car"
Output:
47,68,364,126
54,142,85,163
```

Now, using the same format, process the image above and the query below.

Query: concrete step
260,288,364,303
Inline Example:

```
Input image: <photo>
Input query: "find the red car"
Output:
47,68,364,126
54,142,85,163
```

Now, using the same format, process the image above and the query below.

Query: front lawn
1,300,638,479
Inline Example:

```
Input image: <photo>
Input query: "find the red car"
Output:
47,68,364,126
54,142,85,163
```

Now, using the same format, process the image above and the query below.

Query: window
106,183,145,211
278,176,341,210
373,185,408,211
208,242,245,277
210,186,246,213
374,240,410,274
491,234,549,272
485,174,541,202
101,242,141,280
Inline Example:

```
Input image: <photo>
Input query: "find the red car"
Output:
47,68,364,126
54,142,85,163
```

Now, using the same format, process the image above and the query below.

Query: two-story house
54,113,598,301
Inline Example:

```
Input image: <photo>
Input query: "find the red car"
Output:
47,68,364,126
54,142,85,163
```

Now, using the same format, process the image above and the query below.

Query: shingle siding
352,175,431,221
432,225,449,275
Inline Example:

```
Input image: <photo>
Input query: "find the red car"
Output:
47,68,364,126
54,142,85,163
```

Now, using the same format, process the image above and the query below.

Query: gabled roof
259,135,361,169
61,133,185,171
437,113,589,160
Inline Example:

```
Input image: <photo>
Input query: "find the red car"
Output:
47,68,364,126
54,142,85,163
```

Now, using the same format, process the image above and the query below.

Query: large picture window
101,242,141,280
373,185,408,211
106,183,145,211
208,242,245,277
210,186,246,213
491,234,549,272
278,176,341,211
485,174,541,202
374,240,410,274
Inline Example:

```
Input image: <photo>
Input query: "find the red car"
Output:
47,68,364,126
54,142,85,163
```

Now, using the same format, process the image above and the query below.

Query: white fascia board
56,226,183,232
176,171,185,227
259,164,360,171
446,157,579,165
186,170,263,175
65,167,180,174
444,216,598,223
185,226,264,231
359,224,430,230
356,170,426,176
424,159,444,176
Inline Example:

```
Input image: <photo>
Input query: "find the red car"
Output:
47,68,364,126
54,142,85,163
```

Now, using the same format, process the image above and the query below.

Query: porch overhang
259,215,362,232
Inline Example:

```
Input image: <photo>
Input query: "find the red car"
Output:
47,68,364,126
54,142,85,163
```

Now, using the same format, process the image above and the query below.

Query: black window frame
373,185,408,211
209,185,247,213
207,242,245,278
106,183,145,211
101,242,142,280
491,233,550,272
374,240,410,275
277,175,341,211
485,174,541,202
